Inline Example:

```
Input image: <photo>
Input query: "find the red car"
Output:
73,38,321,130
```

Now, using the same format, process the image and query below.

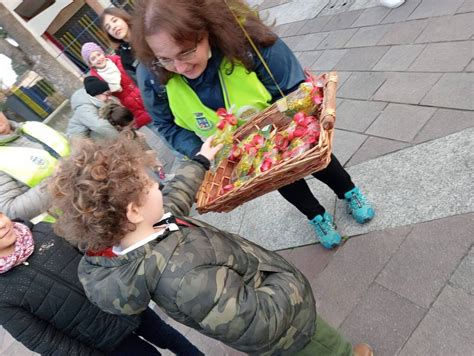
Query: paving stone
409,41,473,72
345,24,393,47
276,248,293,260
320,0,375,16
279,19,308,36
237,182,337,250
351,6,391,27
273,22,293,36
222,344,247,356
284,243,336,283
139,126,177,173
340,284,426,356
335,71,352,88
293,51,303,60
291,32,328,51
336,129,474,236
466,60,474,72
298,15,333,35
399,285,474,356
264,1,329,25
381,0,422,23
336,99,387,132
408,0,465,20
348,0,384,11
421,73,474,110
282,35,301,51
366,103,436,142
322,9,365,31
311,226,410,327
347,136,411,166
1,340,37,356
259,0,289,10
0,328,38,355
310,49,348,71
335,46,390,71
373,44,425,71
373,72,441,104
331,130,366,166
338,71,387,100
317,28,358,50
185,329,229,356
414,108,474,143
459,212,474,222
415,13,474,43
194,203,246,235
378,19,429,45
376,216,474,308
457,0,474,13
449,246,474,294
297,50,323,68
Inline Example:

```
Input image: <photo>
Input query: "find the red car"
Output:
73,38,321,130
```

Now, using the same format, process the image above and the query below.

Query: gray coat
79,160,317,355
0,121,50,220
67,88,118,139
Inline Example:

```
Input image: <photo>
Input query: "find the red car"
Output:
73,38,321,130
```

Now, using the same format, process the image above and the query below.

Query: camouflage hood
79,160,317,355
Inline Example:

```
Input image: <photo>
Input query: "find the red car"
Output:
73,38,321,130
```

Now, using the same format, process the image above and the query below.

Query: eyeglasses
152,41,199,68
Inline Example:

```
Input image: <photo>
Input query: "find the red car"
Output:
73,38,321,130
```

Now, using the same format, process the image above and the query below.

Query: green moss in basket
281,82,317,118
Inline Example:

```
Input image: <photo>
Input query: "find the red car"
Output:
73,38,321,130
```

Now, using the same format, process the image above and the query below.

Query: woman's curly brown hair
49,135,156,252
131,0,277,84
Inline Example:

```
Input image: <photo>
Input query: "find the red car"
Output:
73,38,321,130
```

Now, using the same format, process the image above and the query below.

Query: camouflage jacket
79,160,316,355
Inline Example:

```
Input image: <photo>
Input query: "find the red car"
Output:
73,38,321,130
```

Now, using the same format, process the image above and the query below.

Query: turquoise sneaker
344,187,375,224
309,212,342,249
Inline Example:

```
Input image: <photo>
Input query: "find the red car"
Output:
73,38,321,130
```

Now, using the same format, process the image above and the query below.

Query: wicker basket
196,72,337,213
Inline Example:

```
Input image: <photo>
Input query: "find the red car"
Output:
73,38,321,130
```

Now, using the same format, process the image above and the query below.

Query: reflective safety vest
166,58,272,138
0,122,70,188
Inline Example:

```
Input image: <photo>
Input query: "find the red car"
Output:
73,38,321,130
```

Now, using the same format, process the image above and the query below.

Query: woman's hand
197,136,223,161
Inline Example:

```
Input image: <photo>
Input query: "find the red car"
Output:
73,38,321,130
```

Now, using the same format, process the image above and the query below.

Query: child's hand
198,136,223,161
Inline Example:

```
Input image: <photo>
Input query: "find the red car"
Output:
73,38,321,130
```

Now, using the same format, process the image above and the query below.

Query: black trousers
110,307,203,355
278,154,354,220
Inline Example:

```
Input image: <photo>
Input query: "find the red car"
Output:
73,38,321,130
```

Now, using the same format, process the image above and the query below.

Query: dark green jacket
78,160,316,355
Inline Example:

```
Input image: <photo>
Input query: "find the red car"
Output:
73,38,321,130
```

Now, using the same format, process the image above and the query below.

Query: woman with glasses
133,0,375,250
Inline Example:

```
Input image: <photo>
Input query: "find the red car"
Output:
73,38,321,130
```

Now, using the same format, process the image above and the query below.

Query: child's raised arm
162,137,222,217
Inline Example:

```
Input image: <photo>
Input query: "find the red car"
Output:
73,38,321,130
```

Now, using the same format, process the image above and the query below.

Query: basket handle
320,72,338,130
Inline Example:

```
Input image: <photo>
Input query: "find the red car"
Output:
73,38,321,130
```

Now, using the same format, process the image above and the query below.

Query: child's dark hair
49,135,156,251
99,102,134,130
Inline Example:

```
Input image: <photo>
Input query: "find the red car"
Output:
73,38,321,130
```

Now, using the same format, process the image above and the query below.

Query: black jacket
116,41,137,84
0,222,140,355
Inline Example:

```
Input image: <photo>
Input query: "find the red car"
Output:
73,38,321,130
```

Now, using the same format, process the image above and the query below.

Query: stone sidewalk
1,0,472,355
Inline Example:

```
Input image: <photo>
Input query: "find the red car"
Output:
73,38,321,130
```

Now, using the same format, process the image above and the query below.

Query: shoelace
317,217,336,235
349,192,368,209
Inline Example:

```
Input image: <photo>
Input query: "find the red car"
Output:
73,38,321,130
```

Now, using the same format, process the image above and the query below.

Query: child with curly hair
49,135,372,356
